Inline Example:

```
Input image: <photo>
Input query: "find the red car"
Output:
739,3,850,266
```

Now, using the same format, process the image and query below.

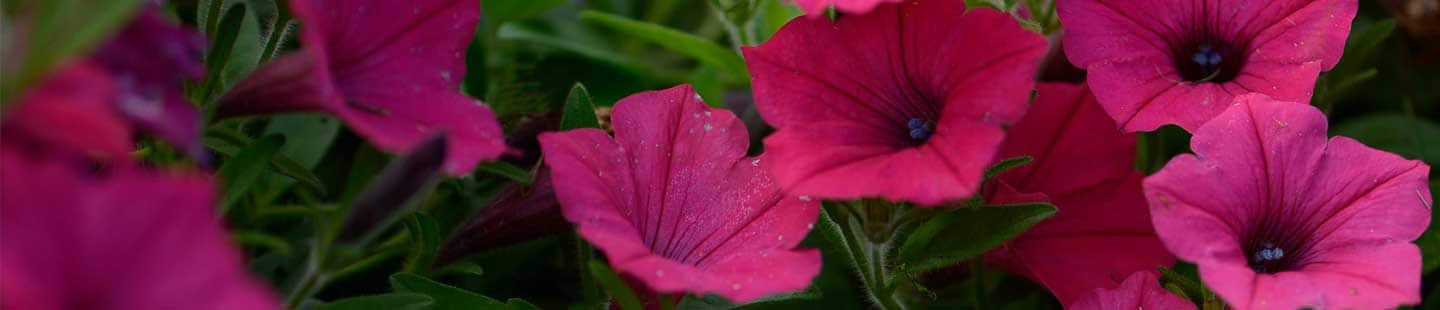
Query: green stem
832,203,908,310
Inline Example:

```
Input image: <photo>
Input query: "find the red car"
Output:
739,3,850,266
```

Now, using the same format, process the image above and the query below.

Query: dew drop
656,270,665,277
731,283,742,290
704,123,713,131
798,196,813,202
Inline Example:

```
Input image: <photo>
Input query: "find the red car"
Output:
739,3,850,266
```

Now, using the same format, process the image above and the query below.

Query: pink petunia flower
1059,0,1357,132
983,83,1174,305
1067,272,1195,310
2,63,131,165
539,85,821,303
786,0,899,16
0,149,279,309
93,9,209,161
743,0,1047,206
218,0,505,175
1145,95,1432,309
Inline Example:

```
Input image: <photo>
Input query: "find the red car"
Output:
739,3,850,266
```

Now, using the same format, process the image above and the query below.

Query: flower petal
220,0,504,175
1067,272,1195,310
541,85,820,302
985,83,1173,303
0,151,279,309
746,0,1045,204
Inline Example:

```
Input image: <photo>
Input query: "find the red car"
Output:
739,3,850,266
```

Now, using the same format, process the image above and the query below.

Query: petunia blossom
0,150,279,310
786,0,898,16
539,85,821,303
1145,95,1432,309
983,83,1174,305
1067,272,1195,310
92,9,209,161
744,0,1047,205
1,63,132,164
436,167,569,265
1059,0,1357,132
218,0,505,175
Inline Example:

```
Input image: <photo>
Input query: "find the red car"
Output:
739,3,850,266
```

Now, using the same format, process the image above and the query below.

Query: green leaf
390,272,535,310
983,156,1033,180
205,125,330,197
2,0,144,102
579,10,749,79
589,260,643,310
484,0,567,24
753,0,801,41
475,161,533,185
895,203,1056,274
315,293,434,310
1334,114,1440,165
218,134,286,212
199,3,248,104
404,213,441,273
677,285,822,309
561,83,601,130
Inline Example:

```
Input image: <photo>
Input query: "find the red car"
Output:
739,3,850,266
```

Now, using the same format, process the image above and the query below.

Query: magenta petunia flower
1059,0,1357,132
743,0,1047,205
219,0,505,175
93,9,209,160
0,151,279,310
1,63,133,164
787,0,898,16
1067,272,1195,310
1145,95,1432,309
539,85,821,302
982,83,1174,304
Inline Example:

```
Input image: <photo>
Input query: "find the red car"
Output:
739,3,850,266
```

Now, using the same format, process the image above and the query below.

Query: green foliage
589,260,643,310
894,203,1056,274
1,0,144,101
389,273,538,310
561,83,601,130
579,10,749,82
217,134,287,212
316,293,434,310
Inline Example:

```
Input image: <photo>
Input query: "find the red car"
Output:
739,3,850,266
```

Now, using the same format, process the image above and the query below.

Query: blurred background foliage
5,0,1438,308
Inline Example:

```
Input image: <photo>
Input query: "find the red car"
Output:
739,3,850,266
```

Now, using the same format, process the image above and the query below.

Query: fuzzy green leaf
895,203,1055,274
589,260,643,310
579,10,748,79
315,293,433,310
561,83,601,130
390,272,536,310
217,134,286,212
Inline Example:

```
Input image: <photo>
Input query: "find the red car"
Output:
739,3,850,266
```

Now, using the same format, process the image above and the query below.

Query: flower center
907,118,935,141
1173,40,1244,83
1248,241,1287,273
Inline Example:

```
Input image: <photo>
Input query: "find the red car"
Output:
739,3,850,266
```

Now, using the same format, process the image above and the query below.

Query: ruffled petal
541,85,820,302
220,0,504,175
746,0,1044,204
1067,272,1195,310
